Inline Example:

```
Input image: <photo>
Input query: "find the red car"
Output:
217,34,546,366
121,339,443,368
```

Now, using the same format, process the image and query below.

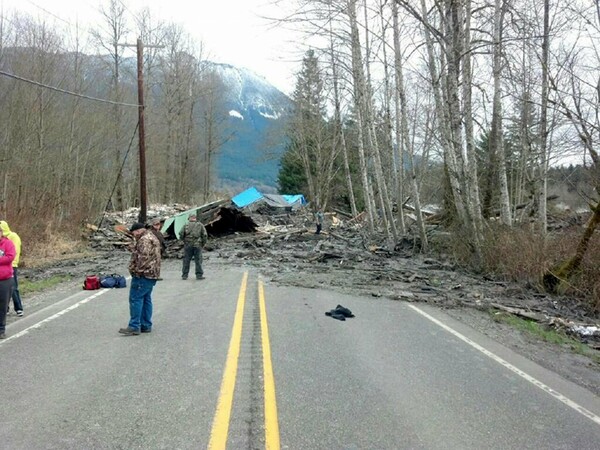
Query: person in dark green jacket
180,214,208,280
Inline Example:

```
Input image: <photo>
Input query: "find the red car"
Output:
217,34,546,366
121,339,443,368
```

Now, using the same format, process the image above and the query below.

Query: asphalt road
1,263,600,449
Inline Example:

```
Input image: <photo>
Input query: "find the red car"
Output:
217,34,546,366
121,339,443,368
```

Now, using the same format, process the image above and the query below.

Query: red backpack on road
83,275,101,290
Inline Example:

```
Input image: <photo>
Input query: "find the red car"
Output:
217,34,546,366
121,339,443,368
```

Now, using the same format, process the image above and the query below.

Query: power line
0,69,139,107
0,13,17,28
115,0,141,25
23,0,73,27
97,120,140,230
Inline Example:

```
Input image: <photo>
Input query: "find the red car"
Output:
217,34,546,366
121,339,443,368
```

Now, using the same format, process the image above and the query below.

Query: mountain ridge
207,61,291,189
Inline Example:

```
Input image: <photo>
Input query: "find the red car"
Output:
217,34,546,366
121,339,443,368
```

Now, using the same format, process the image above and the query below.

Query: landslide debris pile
83,203,598,347
212,208,600,348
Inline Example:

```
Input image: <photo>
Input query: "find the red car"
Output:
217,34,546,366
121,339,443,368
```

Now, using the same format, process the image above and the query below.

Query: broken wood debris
82,203,599,349
490,303,548,322
86,203,258,253
490,303,600,344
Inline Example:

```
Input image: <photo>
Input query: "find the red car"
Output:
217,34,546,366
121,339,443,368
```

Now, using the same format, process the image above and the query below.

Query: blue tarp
232,187,264,208
232,187,306,209
282,194,307,205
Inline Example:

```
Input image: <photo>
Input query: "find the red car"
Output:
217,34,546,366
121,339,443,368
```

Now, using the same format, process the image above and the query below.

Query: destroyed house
161,200,257,238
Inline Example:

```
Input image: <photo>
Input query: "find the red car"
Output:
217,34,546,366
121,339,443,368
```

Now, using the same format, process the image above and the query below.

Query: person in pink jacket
0,226,16,339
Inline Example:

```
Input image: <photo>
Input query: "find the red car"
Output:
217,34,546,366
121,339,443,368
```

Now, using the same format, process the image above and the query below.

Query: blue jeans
128,277,156,331
10,268,23,312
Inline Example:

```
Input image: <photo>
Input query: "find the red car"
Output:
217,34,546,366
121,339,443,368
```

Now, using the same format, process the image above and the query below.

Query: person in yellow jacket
0,221,22,316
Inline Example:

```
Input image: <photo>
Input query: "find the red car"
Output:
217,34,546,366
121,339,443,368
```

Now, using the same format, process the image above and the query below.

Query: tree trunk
393,1,425,248
347,0,375,233
462,0,484,237
391,1,407,235
358,0,398,243
113,40,124,211
538,0,550,234
327,9,357,217
544,200,600,293
490,0,511,226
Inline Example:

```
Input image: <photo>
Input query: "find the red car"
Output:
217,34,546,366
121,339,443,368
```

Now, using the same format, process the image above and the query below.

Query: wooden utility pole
136,38,148,223
119,38,163,223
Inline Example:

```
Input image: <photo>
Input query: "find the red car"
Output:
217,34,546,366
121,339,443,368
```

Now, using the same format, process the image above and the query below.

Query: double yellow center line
208,272,280,449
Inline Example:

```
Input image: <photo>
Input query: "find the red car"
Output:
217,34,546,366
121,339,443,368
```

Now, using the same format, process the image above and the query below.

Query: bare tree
327,11,358,217
490,0,512,225
397,0,483,255
392,0,426,249
91,0,129,210
197,68,229,202
537,0,551,233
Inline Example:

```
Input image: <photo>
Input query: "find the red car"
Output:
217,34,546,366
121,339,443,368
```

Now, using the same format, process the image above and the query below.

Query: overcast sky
1,0,300,94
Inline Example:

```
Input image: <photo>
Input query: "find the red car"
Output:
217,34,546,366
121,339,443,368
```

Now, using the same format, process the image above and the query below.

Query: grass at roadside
20,275,73,295
493,312,600,364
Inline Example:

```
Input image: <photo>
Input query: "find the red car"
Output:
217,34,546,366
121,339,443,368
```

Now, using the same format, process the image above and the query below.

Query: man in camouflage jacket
119,222,161,336
180,214,208,280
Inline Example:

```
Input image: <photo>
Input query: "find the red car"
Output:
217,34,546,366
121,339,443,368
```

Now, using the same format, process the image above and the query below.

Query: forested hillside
0,7,289,236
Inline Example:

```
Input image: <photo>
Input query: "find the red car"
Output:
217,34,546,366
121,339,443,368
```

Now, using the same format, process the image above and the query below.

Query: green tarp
160,200,225,238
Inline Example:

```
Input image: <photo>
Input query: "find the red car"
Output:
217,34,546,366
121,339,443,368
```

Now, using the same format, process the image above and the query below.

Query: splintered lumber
103,240,131,246
307,252,343,262
491,195,559,217
332,208,353,218
276,230,306,240
197,200,229,225
113,224,129,234
347,211,366,224
329,232,352,242
228,233,271,244
402,204,436,216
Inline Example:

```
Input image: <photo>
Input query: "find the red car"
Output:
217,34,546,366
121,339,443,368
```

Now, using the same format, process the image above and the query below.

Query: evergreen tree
281,49,334,209
277,141,307,194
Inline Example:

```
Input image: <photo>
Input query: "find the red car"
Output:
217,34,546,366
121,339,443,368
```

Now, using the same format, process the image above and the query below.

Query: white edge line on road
407,303,600,427
0,289,109,346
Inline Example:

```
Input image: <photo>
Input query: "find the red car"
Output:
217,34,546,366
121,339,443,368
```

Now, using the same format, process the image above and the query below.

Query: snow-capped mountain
210,62,289,120
207,62,291,188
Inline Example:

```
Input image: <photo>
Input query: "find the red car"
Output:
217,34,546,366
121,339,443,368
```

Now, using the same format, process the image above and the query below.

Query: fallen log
307,252,344,262
490,303,547,322
277,230,308,240
225,233,271,244
332,208,353,218
329,232,352,243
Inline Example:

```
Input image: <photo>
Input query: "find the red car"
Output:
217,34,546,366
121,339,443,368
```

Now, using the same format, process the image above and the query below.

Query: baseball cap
129,222,145,232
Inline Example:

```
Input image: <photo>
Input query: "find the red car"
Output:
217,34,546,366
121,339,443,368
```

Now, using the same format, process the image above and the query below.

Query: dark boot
118,327,140,336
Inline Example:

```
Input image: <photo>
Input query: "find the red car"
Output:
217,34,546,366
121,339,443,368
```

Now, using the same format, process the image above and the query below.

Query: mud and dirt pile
16,203,600,395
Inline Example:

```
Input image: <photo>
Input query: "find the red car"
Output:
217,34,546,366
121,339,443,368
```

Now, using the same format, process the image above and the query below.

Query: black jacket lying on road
325,304,355,321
